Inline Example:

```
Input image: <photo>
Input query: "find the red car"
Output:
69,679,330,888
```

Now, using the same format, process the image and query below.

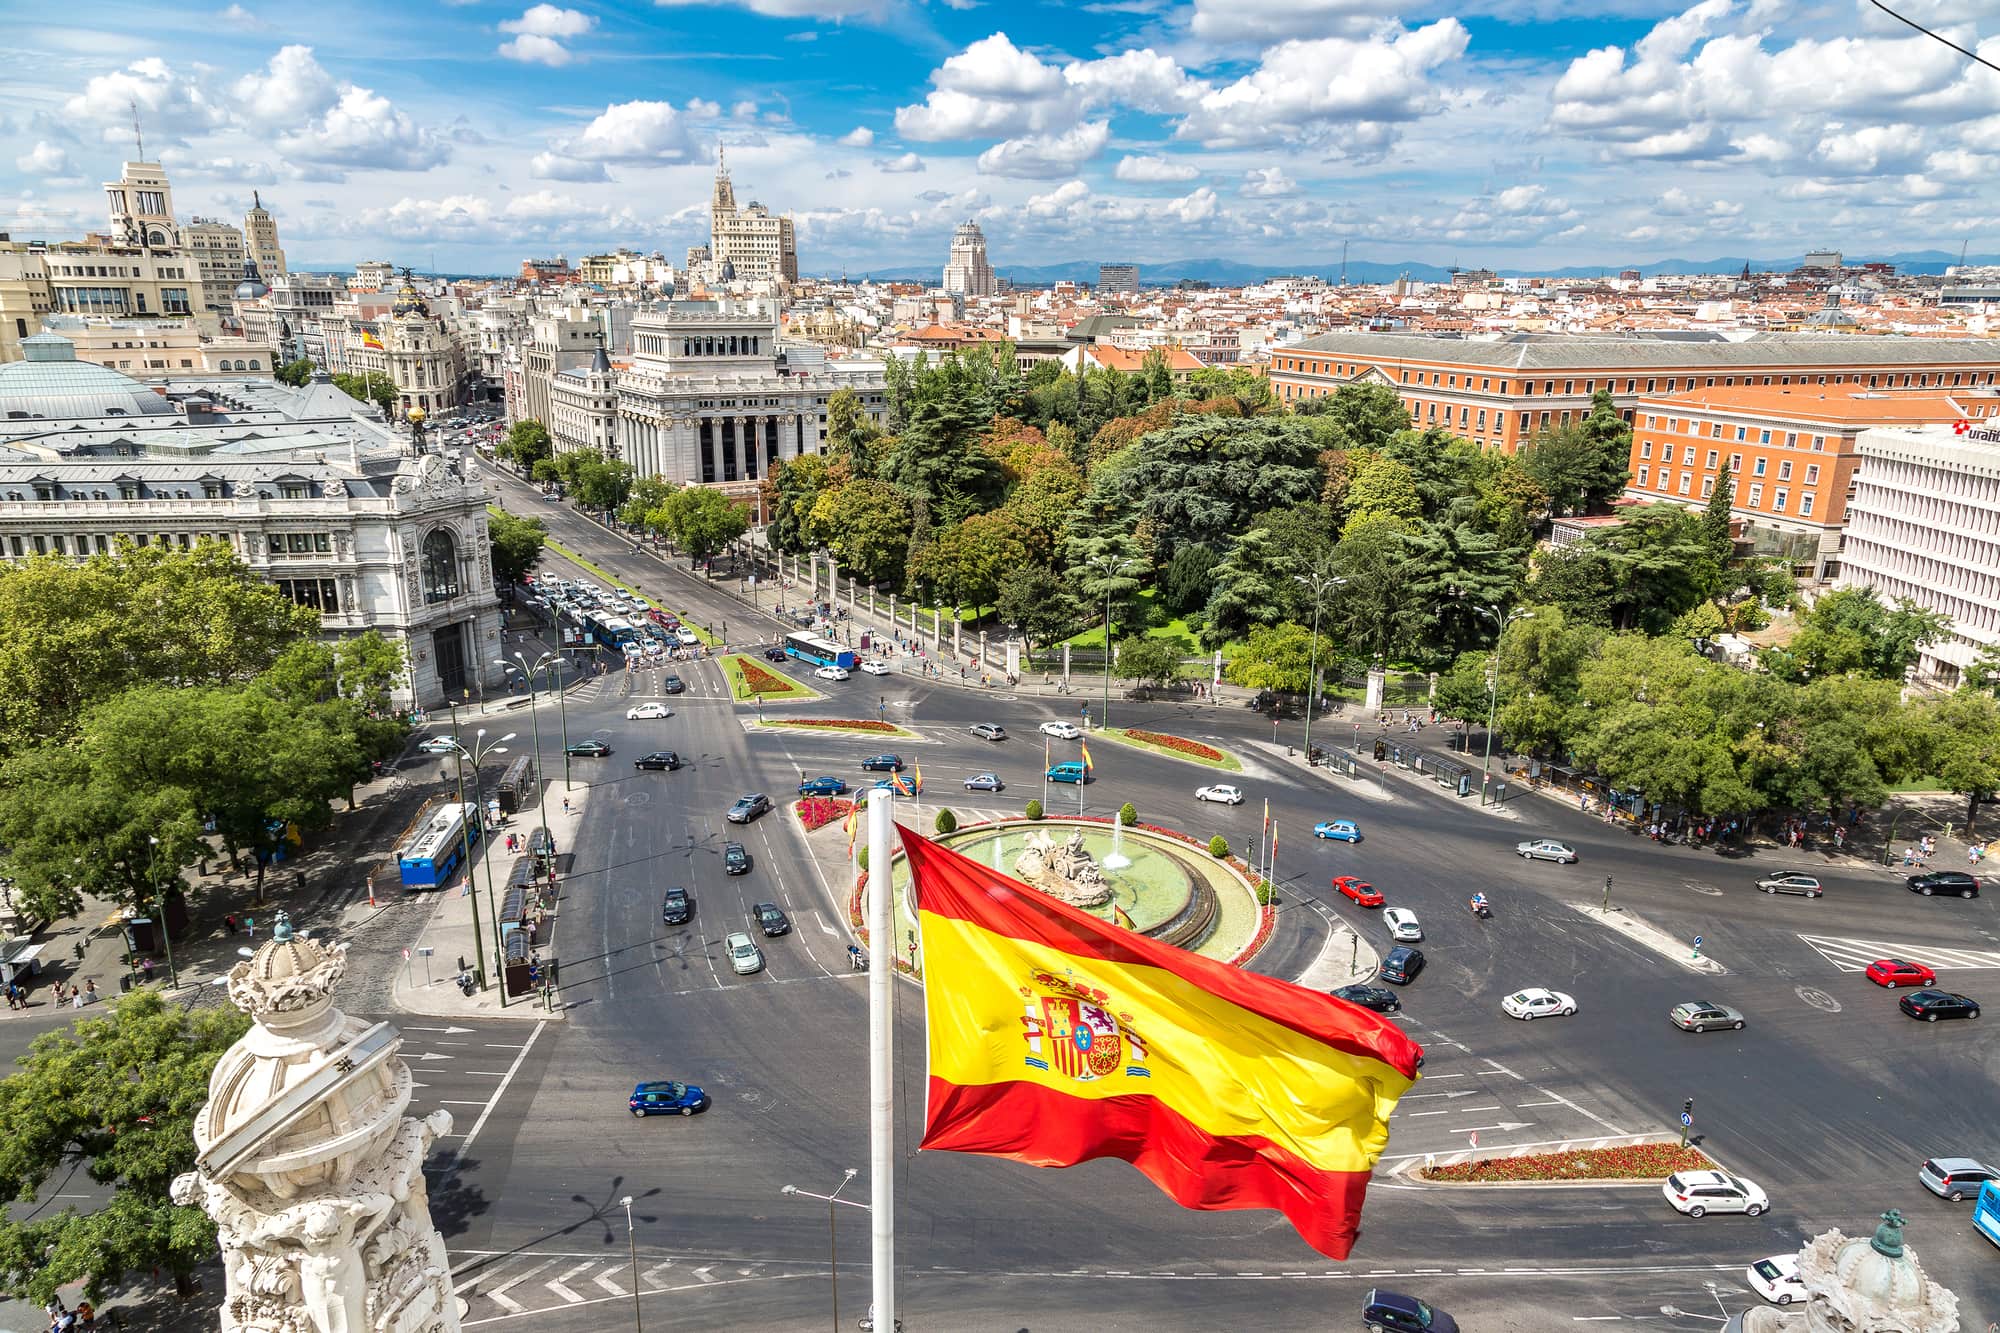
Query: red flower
1123,728,1225,762
1420,1142,1711,1183
772,718,899,732
739,661,798,695
793,796,856,832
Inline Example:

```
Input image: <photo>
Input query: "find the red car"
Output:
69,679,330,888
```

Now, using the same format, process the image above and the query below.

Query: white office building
942,221,997,297
1839,421,2000,686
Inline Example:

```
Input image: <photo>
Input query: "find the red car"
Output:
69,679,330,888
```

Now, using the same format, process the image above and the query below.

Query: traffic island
1398,1134,1717,1186
756,717,919,738
719,653,815,702
1090,725,1245,772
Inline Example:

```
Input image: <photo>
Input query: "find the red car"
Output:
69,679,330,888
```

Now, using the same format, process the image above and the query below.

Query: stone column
952,617,961,659
827,557,840,611
1365,665,1386,715
1063,642,1071,681
847,575,857,611
869,585,877,614
889,592,897,631
807,552,819,601
932,607,942,647
979,629,988,668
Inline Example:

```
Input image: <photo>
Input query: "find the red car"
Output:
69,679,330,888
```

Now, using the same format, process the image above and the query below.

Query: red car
1865,958,1936,989
1333,876,1384,907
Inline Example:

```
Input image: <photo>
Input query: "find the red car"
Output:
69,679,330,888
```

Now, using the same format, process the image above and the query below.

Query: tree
572,454,636,514
1327,518,1421,663
1200,528,1287,648
1914,689,2000,830
273,358,314,387
1341,452,1423,534
883,390,1003,512
0,542,319,754
765,454,834,554
1399,520,1528,658
1224,622,1337,695
907,514,1029,614
332,371,396,418
1160,543,1219,617
996,565,1079,655
1292,381,1411,449
1701,462,1736,565
500,420,554,473
934,807,958,834
815,479,914,588
1772,586,1950,682
486,511,547,588
1519,396,1632,519
827,387,883,476
1116,635,1185,693
1065,532,1146,641
1491,605,1605,755
658,486,751,567
1138,347,1176,404
0,991,249,1304
1430,651,1494,728
1540,505,1721,633
1118,801,1138,826
1105,416,1325,562
619,476,675,532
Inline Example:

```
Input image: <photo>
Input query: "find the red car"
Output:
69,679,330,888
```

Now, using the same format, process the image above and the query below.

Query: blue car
1314,819,1362,842
629,1080,708,1117
799,776,848,796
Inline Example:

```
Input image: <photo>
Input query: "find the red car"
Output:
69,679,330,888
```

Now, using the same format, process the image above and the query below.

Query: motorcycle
1468,897,1491,920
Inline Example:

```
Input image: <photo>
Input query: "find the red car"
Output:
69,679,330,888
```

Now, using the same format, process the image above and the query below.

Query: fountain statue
171,914,460,1333
1014,829,1115,909
1728,1209,1958,1332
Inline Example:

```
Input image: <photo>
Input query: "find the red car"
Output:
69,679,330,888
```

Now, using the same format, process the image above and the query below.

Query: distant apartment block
1098,263,1139,295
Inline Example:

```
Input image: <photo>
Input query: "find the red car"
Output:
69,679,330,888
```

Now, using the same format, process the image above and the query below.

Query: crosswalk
1797,933,2000,973
452,1250,812,1321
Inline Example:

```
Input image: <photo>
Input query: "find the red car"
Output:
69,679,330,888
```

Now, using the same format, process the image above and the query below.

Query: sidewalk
389,777,585,1020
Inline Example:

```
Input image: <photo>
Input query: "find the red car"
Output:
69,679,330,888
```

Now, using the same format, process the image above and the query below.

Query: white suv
1663,1169,1767,1217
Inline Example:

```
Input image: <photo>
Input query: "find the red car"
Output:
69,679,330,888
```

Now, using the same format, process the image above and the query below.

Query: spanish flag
903,826,1418,1259
360,328,384,350
1080,739,1094,773
912,761,924,796
893,770,914,797
844,803,858,860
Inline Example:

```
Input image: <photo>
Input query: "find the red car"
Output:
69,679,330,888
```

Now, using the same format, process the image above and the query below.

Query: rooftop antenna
1340,239,1349,287
129,99,145,160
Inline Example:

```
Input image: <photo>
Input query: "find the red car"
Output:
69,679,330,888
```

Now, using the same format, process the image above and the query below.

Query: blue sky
4,0,1998,275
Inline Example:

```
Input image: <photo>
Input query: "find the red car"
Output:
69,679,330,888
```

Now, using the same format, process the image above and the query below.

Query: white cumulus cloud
874,151,926,172
976,121,1109,178
1240,166,1297,196
15,142,73,176
1114,154,1200,183
840,126,876,147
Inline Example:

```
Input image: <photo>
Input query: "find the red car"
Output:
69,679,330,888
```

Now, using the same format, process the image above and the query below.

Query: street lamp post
781,1169,864,1333
444,729,515,999
500,652,562,841
1470,607,1533,806
618,1194,642,1333
1293,570,1347,764
144,836,180,989
1085,555,1137,732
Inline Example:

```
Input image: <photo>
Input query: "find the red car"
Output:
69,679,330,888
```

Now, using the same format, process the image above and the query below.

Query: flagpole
866,796,897,1333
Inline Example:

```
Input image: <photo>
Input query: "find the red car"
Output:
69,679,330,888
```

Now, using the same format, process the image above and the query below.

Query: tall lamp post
144,835,181,989
1293,569,1347,762
781,1169,864,1333
442,730,515,997
1470,607,1533,806
618,1194,642,1333
502,649,574,794
1085,555,1138,732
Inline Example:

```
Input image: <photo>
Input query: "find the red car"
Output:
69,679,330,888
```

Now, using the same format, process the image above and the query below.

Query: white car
725,931,764,976
814,665,851,681
1516,838,1578,864
1663,1169,1768,1217
416,736,459,754
1502,988,1578,1020
627,702,673,720
1039,721,1082,740
1194,784,1244,805
860,660,891,676
675,629,701,646
1747,1254,1805,1306
1382,907,1423,942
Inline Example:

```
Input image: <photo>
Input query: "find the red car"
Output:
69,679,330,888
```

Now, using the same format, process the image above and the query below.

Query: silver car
1669,1000,1746,1033
1382,907,1423,942
1516,838,1577,863
726,931,764,975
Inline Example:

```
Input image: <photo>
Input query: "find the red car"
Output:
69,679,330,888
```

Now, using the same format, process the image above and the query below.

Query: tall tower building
942,221,996,297
707,147,798,285
104,160,180,250
244,190,287,277
1098,263,1139,295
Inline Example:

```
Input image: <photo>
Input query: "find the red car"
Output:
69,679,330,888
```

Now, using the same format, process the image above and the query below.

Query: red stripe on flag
922,1076,1376,1259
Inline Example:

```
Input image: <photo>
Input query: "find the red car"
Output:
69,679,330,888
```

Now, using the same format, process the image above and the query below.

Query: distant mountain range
834,250,2000,287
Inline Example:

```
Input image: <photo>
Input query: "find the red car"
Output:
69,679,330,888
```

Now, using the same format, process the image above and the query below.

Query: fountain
1102,818,1131,871
991,834,1006,872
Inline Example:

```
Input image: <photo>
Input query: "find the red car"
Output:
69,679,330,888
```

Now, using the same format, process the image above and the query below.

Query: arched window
728,336,738,355
421,529,460,603
248,358,261,370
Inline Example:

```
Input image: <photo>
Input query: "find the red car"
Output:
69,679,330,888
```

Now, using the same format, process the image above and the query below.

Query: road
304,466,2000,1327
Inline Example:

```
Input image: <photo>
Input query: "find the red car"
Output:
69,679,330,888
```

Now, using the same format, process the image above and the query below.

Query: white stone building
549,342,619,456
184,217,247,313
1839,420,2000,686
244,191,287,278
702,151,798,286
0,332,503,707
942,221,997,297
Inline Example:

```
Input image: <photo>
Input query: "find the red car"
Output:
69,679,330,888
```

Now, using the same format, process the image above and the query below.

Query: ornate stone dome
0,333,177,418
1792,1210,1960,1333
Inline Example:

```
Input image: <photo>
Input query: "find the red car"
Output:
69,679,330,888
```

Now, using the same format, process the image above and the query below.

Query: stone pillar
869,585,878,614
848,575,857,611
932,607,942,647
827,557,840,610
1063,642,1071,681
953,617,961,659
889,592,897,630
979,629,988,668
807,552,818,600
1365,666,1386,715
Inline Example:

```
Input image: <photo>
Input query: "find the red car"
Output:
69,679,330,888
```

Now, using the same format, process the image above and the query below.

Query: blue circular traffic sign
1680,1111,1693,1126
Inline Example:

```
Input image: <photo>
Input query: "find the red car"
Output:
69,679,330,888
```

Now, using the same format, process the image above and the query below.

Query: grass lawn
533,529,718,647
1062,589,1238,657
1090,724,1245,772
755,718,919,739
719,653,813,701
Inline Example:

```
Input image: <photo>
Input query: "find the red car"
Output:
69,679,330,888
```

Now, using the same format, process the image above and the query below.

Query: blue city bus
397,801,481,889
1975,1179,2000,1249
785,631,858,670
599,615,641,646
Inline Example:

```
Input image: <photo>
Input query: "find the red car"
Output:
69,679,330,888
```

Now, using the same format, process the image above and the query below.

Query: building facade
42,315,275,378
514,312,602,427
548,343,619,456
0,333,503,706
1098,263,1139,295
1838,421,2000,686
706,153,798,286
184,218,247,313
942,222,997,297
1269,333,2000,454
243,192,287,278
611,301,886,493
0,241,54,365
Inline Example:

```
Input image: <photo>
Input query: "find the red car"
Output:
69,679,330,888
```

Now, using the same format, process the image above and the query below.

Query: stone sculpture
1014,828,1114,908
1731,1208,1958,1332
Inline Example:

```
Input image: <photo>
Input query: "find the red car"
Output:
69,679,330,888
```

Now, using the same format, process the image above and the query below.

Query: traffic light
1683,1098,1695,1119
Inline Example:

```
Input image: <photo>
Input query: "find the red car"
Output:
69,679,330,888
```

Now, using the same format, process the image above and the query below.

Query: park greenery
0,992,249,1304
0,542,410,923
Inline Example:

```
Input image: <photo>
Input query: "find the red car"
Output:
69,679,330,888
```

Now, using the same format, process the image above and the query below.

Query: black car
727,793,772,824
1379,947,1426,986
1909,871,1981,899
1362,1288,1458,1333
860,754,904,772
662,675,686,695
1900,989,1980,1021
565,739,611,757
1332,984,1402,1014
661,886,693,925
723,841,752,875
763,647,788,663
753,902,791,936
634,751,682,771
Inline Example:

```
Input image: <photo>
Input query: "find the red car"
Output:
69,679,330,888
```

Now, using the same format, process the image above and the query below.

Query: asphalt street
312,466,2000,1327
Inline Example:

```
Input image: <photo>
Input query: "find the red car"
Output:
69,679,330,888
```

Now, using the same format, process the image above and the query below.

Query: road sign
1693,936,1703,949
1680,1111,1693,1127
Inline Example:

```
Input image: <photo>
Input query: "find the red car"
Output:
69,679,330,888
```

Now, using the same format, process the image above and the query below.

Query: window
421,529,460,602
1747,483,1763,506
1735,426,1748,441
1759,430,1771,444
1805,464,1819,484
1801,493,1814,516
1642,441,1653,459
1678,472,1692,495
1779,461,1792,480
1683,446,1696,465
1785,432,1797,447
1753,458,1767,476
1812,435,1825,451
1706,449,1719,468
1773,488,1788,512
1638,465,1651,487
1701,477,1715,498
1730,454,1742,471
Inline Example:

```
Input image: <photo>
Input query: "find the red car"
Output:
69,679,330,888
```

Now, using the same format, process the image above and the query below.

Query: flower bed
795,796,856,832
1420,1141,1712,1184
770,718,900,732
1124,728,1224,762
740,659,799,695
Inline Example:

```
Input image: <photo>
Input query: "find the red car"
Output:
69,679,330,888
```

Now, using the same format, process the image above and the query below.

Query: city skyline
3,0,1997,274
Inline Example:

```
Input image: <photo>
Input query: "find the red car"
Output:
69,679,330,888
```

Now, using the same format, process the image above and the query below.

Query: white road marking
1798,933,2000,973
447,1021,546,1170
546,1260,595,1304
485,1259,556,1313
593,1268,629,1297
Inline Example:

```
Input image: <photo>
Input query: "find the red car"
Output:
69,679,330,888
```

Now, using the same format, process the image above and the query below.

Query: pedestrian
4,986,16,1011
562,797,572,816
224,913,239,935
70,990,82,1010
140,957,154,980
83,979,96,1003
1903,846,1916,867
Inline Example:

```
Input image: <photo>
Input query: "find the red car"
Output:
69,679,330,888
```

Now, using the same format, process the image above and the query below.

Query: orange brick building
1627,387,1995,578
1267,332,2000,455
